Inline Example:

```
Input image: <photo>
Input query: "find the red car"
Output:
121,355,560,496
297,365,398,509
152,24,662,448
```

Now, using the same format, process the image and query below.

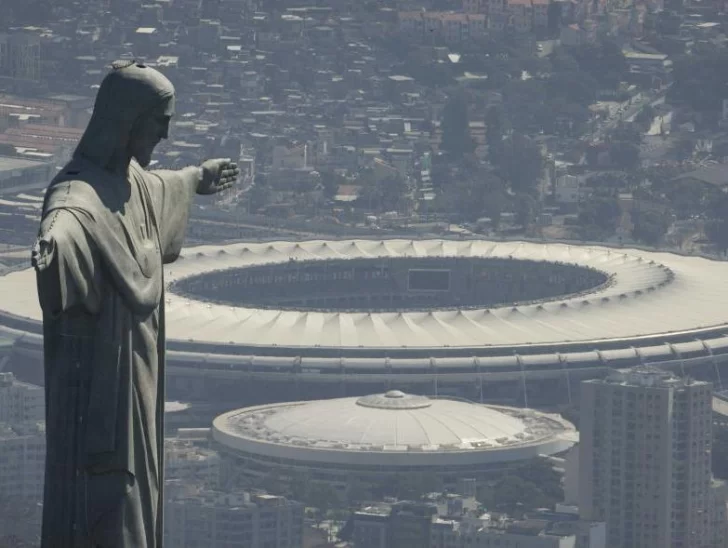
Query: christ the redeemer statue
31,60,239,547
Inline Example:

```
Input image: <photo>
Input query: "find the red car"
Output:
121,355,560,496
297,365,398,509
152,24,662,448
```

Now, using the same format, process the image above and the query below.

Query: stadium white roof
245,391,528,448
1,239,727,349
212,391,576,466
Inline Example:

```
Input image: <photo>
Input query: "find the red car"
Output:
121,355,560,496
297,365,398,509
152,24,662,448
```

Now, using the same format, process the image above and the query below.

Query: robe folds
32,157,199,547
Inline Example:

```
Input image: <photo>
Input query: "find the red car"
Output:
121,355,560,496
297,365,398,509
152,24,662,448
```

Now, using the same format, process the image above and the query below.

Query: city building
623,52,672,76
0,33,40,82
579,367,714,548
164,485,304,548
0,421,45,501
486,0,549,31
433,516,579,547
711,480,728,548
463,0,488,13
350,498,606,548
398,12,487,43
0,94,75,127
0,372,43,424
213,391,576,497
554,174,588,208
271,142,308,171
388,501,437,548
165,438,222,487
0,156,53,193
1,124,83,163
560,22,598,46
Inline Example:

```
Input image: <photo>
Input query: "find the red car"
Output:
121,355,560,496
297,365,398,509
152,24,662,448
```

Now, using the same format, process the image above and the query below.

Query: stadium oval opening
170,257,611,312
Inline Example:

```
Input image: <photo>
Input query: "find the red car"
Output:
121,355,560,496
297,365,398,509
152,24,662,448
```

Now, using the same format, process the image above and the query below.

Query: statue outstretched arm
145,159,239,264
149,159,238,197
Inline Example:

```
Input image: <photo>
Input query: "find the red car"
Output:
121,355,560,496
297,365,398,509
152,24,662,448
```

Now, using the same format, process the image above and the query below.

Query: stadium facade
1,238,728,405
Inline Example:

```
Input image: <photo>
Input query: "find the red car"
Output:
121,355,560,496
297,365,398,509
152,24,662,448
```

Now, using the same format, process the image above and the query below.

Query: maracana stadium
1,238,727,406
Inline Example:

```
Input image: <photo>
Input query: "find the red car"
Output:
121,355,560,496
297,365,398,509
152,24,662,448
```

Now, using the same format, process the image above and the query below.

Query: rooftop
2,239,728,352
0,156,50,173
215,392,574,455
604,366,710,388
0,421,45,440
674,164,728,187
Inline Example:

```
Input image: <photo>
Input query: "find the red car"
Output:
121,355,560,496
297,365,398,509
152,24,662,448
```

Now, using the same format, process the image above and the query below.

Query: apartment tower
579,367,713,548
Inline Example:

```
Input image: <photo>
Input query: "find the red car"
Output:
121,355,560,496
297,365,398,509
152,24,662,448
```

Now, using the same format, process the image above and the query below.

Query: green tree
669,137,694,162
261,471,286,495
516,458,564,502
440,92,476,159
570,40,628,89
549,47,580,73
392,473,444,500
711,139,728,159
405,61,455,88
478,458,563,514
632,209,671,246
437,170,506,223
714,427,728,479
634,105,656,131
357,174,409,213
246,182,270,213
431,157,451,190
610,141,640,171
669,50,728,114
664,180,721,219
653,10,682,35
346,478,372,507
485,105,508,165
319,170,346,199
380,175,409,212
307,482,340,525
290,470,312,502
0,143,16,156
498,134,544,195
514,193,539,228
493,476,547,511
705,195,728,254
639,164,692,191
704,219,728,254
546,69,598,107
547,98,592,136
579,196,622,237
587,172,632,194
609,124,642,145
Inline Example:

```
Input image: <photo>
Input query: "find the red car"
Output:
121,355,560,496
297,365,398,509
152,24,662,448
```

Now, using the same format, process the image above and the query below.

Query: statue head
75,60,176,170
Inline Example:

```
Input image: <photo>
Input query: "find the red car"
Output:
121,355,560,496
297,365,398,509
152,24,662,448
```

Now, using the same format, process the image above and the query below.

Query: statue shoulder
42,168,116,222
35,166,107,270
32,208,89,273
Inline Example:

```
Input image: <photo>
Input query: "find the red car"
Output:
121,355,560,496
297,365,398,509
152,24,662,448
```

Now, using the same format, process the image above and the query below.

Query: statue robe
32,157,199,547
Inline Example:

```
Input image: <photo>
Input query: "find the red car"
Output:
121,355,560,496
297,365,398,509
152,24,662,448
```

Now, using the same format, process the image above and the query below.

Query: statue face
128,101,173,168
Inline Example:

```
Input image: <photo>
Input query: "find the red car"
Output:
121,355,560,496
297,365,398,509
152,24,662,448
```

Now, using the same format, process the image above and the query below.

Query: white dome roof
262,392,526,448
213,393,577,467
226,392,540,450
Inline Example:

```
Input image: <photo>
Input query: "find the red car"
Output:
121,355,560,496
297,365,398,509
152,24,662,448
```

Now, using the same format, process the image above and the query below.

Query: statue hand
198,158,240,195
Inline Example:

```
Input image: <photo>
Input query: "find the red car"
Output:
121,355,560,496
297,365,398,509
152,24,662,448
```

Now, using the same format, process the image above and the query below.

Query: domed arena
1,238,728,406
212,390,576,492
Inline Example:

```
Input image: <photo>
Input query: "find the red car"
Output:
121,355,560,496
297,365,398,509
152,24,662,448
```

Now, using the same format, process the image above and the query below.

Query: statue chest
117,175,161,280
